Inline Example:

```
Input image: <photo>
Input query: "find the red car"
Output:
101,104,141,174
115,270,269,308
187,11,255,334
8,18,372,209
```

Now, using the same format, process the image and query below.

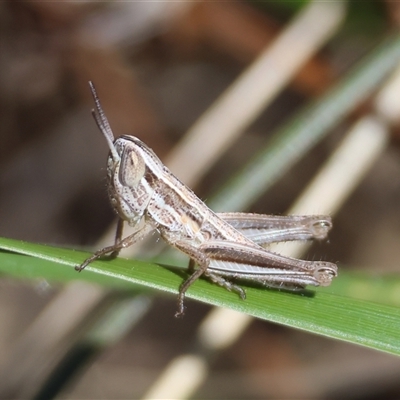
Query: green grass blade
0,236,399,356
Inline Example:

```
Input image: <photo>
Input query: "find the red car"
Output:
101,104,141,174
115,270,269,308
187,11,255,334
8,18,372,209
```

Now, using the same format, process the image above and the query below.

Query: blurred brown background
1,1,400,399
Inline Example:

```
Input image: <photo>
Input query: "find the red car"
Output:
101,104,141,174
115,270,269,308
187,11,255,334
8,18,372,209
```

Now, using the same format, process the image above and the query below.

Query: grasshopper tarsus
75,243,121,272
175,290,187,318
75,254,98,272
174,307,186,319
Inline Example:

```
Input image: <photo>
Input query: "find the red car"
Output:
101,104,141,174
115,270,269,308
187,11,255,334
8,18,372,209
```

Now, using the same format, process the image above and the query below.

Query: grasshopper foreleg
75,221,154,272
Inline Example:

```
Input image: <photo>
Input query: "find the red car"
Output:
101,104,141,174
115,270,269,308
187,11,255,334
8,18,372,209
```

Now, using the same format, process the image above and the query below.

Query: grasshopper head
88,82,154,224
106,136,153,225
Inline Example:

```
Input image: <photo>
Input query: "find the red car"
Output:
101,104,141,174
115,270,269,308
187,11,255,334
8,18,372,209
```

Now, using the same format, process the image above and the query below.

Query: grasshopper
76,82,337,317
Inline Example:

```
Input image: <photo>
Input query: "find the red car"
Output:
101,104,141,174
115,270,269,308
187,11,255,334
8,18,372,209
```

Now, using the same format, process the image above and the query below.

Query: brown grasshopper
76,82,337,317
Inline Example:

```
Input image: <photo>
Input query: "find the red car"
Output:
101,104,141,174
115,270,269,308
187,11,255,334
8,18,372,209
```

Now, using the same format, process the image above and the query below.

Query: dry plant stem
210,33,400,212
165,1,345,186
0,283,105,399
169,2,333,95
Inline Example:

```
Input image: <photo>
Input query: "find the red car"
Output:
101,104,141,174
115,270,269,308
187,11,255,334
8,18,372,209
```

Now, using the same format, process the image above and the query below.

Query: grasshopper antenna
88,81,120,162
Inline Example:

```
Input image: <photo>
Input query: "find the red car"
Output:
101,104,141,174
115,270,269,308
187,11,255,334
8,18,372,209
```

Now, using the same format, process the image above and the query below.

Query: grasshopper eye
119,147,146,187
